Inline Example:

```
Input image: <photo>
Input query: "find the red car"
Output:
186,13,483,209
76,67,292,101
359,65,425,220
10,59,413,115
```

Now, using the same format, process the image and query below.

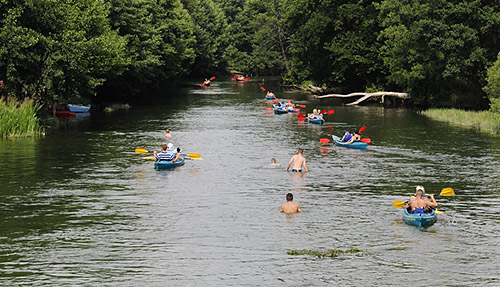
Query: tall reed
0,97,44,137
421,108,500,135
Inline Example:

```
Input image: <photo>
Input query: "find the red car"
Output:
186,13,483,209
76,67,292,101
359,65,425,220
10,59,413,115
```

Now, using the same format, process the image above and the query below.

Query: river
1,78,499,286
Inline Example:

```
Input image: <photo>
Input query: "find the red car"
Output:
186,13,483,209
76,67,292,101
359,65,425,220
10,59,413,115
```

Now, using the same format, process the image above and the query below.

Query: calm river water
1,79,500,286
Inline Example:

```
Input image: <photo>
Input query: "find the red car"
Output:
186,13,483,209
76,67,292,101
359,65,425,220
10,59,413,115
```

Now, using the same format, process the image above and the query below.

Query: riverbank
0,97,44,137
421,108,500,135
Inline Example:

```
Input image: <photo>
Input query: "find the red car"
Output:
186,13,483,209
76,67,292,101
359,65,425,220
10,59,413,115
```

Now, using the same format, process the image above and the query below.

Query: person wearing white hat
404,186,438,214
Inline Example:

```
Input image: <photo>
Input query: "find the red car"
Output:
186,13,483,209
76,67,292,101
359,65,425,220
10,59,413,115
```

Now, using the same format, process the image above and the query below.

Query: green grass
287,248,362,259
421,108,500,136
0,97,44,137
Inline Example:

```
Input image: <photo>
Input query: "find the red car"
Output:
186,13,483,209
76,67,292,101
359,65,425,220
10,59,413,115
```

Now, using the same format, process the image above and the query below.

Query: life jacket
413,207,426,214
343,134,352,142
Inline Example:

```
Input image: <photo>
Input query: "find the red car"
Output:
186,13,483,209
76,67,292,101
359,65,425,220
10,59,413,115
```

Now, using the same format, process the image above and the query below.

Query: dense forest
1,0,500,109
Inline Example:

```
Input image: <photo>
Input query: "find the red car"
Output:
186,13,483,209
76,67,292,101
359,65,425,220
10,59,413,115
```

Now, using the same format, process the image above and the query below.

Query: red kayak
48,110,76,117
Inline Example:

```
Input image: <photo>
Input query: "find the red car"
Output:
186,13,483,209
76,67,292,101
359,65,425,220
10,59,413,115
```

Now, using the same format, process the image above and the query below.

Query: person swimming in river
165,129,172,139
270,158,280,167
286,148,308,172
280,193,302,213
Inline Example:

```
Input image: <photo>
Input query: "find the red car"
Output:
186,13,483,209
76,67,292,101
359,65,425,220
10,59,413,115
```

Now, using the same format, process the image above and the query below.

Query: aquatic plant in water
287,248,361,259
421,108,500,135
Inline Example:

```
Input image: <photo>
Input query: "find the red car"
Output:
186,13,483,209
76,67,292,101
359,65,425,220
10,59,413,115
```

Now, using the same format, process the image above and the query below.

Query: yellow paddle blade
135,148,148,154
186,153,200,158
190,157,203,160
392,200,405,208
440,187,455,196
142,156,155,160
435,209,444,214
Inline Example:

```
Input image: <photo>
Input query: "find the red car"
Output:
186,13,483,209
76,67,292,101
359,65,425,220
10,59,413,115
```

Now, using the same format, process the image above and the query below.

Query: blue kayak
68,104,91,113
265,96,276,100
154,158,185,170
274,108,288,114
308,118,324,125
332,135,367,150
403,208,437,227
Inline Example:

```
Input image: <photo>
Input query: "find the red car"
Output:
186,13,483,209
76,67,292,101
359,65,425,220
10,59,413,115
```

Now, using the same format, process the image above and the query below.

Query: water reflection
0,78,499,285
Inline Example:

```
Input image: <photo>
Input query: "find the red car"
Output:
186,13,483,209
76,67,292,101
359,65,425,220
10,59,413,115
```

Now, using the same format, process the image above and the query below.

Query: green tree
226,0,289,75
284,0,383,90
485,52,500,112
181,0,229,76
105,0,195,97
0,0,127,103
377,0,499,108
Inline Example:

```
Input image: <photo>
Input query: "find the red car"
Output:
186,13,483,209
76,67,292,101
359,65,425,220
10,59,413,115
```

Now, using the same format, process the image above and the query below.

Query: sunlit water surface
1,79,500,286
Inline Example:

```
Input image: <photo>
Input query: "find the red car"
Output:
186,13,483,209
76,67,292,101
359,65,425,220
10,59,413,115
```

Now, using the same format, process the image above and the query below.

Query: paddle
260,87,266,91
143,156,203,160
359,125,366,133
392,187,455,208
272,100,280,103
200,76,216,87
298,117,306,122
265,107,273,111
297,104,306,108
135,148,148,154
360,138,371,143
320,109,335,114
320,138,331,144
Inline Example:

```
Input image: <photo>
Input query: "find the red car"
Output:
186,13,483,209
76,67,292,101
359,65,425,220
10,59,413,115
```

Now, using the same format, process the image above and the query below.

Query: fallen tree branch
314,91,410,105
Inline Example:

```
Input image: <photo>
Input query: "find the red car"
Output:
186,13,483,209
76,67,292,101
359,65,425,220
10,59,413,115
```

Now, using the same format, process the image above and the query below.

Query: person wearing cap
405,186,438,214
280,193,302,213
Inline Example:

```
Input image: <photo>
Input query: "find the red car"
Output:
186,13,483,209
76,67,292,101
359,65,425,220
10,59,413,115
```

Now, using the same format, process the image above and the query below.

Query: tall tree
377,0,498,108
284,0,383,91
105,0,195,97
181,0,229,76
0,0,127,103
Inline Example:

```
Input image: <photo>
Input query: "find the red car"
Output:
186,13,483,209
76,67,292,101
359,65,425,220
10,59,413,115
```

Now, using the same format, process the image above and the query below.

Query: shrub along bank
0,97,43,137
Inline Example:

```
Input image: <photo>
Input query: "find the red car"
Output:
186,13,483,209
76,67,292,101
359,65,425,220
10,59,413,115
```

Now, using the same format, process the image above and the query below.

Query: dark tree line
1,0,499,109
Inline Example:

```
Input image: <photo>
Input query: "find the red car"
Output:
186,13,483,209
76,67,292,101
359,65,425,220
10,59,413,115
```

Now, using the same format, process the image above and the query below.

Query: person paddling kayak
404,185,438,213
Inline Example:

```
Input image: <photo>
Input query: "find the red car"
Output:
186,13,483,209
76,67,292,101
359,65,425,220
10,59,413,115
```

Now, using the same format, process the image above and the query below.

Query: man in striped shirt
154,144,175,162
